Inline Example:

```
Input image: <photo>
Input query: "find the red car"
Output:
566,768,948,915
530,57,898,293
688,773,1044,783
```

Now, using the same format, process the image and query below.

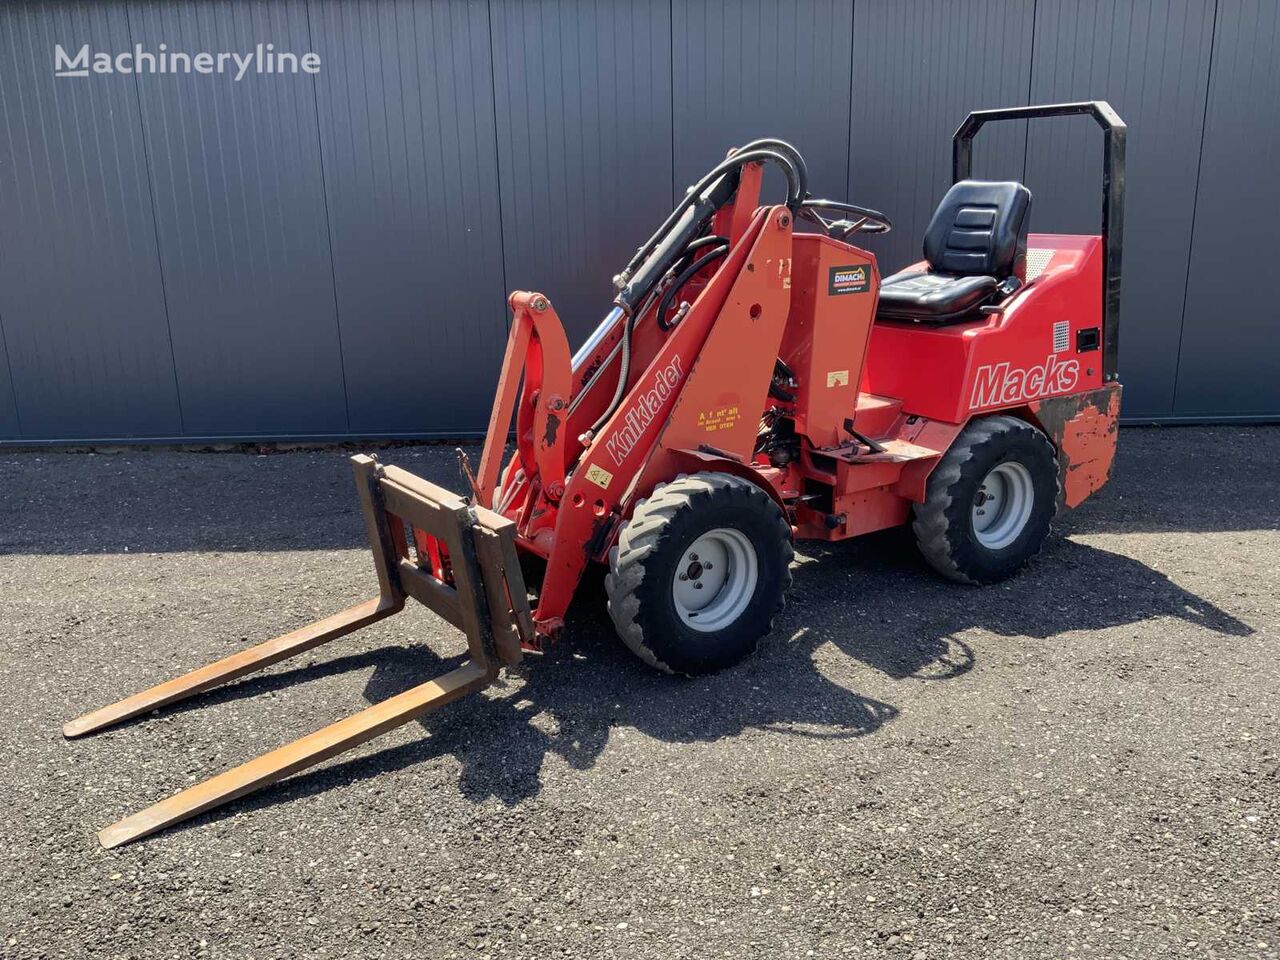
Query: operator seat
876,180,1032,324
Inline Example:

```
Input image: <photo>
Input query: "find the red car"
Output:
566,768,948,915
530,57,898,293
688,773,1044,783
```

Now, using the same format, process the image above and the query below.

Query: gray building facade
0,0,1276,445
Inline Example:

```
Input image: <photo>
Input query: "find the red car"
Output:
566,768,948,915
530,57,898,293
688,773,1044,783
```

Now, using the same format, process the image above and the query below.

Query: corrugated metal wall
0,0,1275,443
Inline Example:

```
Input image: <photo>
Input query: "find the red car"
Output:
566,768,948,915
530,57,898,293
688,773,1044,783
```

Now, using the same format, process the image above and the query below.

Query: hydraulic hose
616,148,800,314
586,287,657,435
628,147,801,262
679,234,730,256
585,140,809,436
617,140,807,300
656,243,730,331
588,237,727,435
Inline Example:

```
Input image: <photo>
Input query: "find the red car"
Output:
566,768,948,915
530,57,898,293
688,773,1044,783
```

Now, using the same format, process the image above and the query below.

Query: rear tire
913,415,1060,584
605,473,793,676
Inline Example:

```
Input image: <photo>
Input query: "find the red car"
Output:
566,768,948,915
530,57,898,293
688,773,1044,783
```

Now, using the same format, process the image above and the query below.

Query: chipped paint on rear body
1028,383,1122,508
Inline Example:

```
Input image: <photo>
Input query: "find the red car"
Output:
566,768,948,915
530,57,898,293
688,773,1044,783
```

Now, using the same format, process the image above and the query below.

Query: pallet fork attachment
66,454,531,848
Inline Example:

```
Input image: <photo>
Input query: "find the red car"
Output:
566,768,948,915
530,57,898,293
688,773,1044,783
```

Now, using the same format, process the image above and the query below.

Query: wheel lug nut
678,573,688,581
690,553,698,561
694,582,704,590
703,562,713,570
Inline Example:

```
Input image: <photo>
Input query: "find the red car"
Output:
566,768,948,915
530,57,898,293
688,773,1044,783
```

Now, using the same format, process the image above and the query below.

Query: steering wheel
799,198,893,239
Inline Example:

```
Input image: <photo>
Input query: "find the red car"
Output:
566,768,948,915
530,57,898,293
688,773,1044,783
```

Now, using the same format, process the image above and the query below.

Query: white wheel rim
671,528,759,632
971,460,1035,550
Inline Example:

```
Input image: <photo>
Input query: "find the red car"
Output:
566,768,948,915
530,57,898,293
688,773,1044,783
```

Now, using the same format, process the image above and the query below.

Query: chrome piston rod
570,304,625,373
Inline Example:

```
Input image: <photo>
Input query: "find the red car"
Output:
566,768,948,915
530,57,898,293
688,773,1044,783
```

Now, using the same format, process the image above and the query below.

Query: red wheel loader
68,102,1126,847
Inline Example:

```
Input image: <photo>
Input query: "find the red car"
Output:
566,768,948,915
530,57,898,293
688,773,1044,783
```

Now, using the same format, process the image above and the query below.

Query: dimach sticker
829,264,871,295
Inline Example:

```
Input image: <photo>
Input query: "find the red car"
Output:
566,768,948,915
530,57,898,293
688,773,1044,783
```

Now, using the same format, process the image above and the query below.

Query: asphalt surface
0,426,1277,959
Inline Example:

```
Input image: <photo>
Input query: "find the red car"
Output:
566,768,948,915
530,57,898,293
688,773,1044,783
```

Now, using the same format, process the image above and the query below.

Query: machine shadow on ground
161,523,1252,840
792,526,1254,678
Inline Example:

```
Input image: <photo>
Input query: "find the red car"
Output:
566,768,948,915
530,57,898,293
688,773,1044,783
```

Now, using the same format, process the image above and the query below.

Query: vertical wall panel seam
0,8,24,435
0,305,22,435
484,0,510,327
846,0,862,207
670,0,678,204
1169,0,1220,414
1021,0,1038,181
123,0,185,434
303,0,351,431
845,0,855,193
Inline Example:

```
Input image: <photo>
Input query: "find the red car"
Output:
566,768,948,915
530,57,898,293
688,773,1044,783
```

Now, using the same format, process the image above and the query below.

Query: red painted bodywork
474,171,1122,645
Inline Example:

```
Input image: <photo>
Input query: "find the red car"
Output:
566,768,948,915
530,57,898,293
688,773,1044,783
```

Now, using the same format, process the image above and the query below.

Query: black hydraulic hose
632,148,800,261
744,137,809,197
680,234,730,256
588,237,728,435
619,143,806,287
656,243,729,331
664,234,728,286
769,357,797,402
588,140,809,437
617,149,801,315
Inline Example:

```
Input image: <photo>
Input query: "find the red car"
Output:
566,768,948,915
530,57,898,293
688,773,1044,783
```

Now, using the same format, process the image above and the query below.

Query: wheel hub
671,528,759,632
971,460,1035,550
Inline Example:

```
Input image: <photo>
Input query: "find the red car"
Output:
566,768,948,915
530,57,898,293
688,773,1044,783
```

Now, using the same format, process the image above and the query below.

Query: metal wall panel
672,0,853,201
1026,0,1215,419
490,0,674,349
0,330,17,440
130,0,347,437
848,0,1033,272
0,2,180,440
1177,0,1280,418
310,0,507,435
1,0,1278,443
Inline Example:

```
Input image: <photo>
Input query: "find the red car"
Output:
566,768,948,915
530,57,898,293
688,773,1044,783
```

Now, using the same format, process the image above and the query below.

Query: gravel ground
0,426,1277,959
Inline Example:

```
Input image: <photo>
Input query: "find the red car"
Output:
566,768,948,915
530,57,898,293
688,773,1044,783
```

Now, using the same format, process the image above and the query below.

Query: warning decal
585,464,614,489
697,405,741,433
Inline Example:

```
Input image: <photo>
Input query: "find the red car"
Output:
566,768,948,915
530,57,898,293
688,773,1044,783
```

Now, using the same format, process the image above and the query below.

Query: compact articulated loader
68,102,1126,847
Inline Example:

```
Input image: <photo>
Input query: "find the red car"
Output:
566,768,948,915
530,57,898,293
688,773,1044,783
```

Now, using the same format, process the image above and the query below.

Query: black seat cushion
924,180,1031,278
875,179,1032,325
876,271,998,321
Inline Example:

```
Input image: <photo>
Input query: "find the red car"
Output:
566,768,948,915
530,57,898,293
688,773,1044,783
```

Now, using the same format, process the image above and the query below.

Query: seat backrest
923,179,1032,278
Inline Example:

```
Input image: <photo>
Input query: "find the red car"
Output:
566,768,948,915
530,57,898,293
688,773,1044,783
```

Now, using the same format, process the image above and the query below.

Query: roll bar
953,101,1126,381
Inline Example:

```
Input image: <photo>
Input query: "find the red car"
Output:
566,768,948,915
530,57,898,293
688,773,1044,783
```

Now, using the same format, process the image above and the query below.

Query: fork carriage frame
67,454,532,848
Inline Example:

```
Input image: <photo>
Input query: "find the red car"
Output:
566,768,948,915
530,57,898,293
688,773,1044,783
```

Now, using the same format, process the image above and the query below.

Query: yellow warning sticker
585,464,614,489
826,369,850,387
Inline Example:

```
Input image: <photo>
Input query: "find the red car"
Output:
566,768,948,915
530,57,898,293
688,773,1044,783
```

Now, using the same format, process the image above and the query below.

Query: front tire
913,415,1060,584
605,473,793,676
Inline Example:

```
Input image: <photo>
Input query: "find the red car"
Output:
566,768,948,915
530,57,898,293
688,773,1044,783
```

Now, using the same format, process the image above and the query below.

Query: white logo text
55,43,320,81
970,354,1079,409
604,356,683,466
